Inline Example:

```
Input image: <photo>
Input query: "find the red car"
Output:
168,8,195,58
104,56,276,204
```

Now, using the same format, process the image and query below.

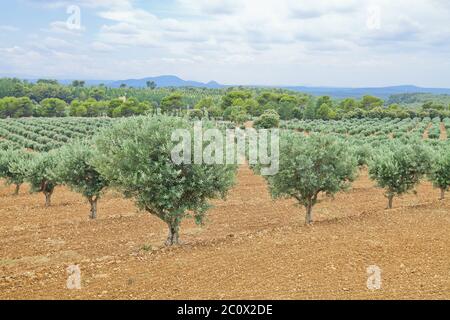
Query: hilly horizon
15,75,450,99
107,75,223,89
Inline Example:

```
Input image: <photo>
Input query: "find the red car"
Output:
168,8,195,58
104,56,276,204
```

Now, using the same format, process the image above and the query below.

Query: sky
1,0,450,87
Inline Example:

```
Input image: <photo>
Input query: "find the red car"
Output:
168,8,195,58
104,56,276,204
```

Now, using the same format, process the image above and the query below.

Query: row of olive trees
254,133,450,225
0,116,238,246
365,140,449,207
1,118,449,241
0,147,96,209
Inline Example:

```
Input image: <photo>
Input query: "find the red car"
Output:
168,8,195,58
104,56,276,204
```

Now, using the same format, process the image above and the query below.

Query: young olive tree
428,145,450,200
54,141,108,219
263,133,357,225
352,143,373,167
369,141,431,209
93,115,237,246
21,151,60,207
0,149,34,195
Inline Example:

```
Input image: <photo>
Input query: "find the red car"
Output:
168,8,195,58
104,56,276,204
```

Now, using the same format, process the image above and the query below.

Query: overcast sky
1,0,450,87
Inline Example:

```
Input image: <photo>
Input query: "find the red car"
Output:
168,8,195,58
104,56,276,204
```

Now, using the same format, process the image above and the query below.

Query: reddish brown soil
0,166,449,300
423,123,432,139
440,122,448,140
244,121,254,129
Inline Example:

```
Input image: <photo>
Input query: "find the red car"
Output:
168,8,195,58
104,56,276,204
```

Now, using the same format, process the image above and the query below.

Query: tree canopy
428,144,450,200
54,141,108,219
93,115,238,245
262,133,357,224
0,149,33,195
369,140,431,209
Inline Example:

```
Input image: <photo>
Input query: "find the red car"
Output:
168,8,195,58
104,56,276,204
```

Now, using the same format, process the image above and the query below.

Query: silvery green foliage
54,141,107,198
54,141,108,218
0,148,33,193
369,140,432,208
93,115,238,245
15,150,60,206
352,143,373,167
428,143,450,199
264,133,357,224
27,151,60,192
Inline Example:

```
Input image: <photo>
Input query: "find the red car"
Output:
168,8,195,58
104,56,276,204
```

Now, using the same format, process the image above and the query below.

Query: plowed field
1,166,449,299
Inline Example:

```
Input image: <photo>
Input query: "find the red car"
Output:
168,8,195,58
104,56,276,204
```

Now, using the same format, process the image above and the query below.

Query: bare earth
441,122,448,140
0,166,449,300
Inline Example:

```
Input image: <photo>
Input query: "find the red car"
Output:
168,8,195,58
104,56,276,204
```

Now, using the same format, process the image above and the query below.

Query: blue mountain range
20,75,450,99
107,75,223,89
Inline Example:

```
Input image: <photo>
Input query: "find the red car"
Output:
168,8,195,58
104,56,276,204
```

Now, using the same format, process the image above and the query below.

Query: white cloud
90,41,115,52
44,21,86,36
26,0,132,9
178,0,243,15
4,0,450,86
0,25,20,32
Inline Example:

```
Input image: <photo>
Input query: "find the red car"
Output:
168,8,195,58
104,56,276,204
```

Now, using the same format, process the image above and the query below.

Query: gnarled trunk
88,196,98,219
14,184,20,196
165,223,180,246
44,191,52,207
41,181,53,207
387,194,394,209
305,201,313,225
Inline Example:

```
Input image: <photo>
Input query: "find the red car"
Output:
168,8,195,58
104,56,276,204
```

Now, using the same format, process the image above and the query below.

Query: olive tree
0,149,33,195
54,141,108,219
428,145,450,200
93,115,237,245
262,133,357,225
352,143,373,167
19,151,60,207
369,141,431,209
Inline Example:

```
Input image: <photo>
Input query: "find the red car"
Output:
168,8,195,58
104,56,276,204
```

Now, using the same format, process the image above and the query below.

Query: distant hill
107,75,224,89
386,92,450,106
15,75,450,99
22,75,224,89
27,79,111,87
106,78,450,98
284,85,450,99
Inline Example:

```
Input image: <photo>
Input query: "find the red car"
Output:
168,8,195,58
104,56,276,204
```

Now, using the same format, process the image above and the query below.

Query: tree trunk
387,194,394,209
440,188,445,200
305,201,313,225
45,191,52,207
13,184,20,196
165,223,180,246
89,197,98,219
